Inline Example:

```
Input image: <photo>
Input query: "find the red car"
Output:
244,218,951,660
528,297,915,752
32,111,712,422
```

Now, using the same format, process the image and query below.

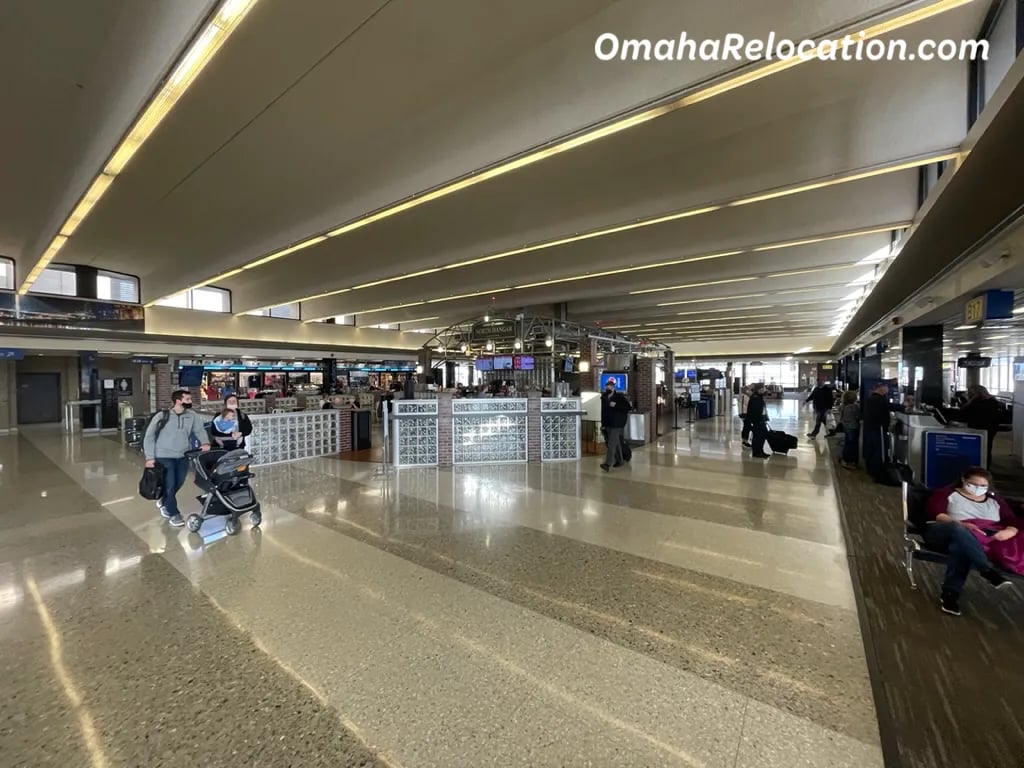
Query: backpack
138,464,164,500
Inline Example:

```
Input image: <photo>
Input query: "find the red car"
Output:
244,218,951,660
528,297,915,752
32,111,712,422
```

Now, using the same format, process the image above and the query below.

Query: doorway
17,373,62,424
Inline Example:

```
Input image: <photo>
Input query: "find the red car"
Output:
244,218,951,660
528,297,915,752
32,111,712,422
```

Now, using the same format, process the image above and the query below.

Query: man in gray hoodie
144,389,210,527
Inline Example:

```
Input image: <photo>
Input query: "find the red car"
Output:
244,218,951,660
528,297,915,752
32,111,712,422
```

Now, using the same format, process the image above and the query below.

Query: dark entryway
16,373,62,424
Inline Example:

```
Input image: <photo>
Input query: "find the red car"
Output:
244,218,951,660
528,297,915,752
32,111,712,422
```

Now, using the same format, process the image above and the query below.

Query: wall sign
0,348,24,360
114,377,133,396
964,289,1014,324
957,356,992,369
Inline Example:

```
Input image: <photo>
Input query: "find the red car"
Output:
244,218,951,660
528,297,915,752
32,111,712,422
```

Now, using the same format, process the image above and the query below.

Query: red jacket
927,485,1019,525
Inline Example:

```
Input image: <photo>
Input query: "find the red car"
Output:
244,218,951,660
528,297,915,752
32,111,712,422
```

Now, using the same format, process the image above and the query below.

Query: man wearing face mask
143,389,211,527
600,377,631,472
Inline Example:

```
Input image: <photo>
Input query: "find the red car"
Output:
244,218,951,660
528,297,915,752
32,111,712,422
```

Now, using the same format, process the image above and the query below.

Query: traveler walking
805,382,835,438
747,384,770,459
600,378,632,471
739,385,753,447
143,389,211,527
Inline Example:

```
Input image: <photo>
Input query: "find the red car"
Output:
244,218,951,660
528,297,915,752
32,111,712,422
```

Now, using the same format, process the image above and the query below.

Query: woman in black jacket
210,394,254,450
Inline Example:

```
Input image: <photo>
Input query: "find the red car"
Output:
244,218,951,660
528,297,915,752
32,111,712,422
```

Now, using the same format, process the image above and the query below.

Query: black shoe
939,591,962,616
742,441,752,448
806,433,818,438
600,464,610,472
613,462,624,468
983,569,1012,590
752,452,770,459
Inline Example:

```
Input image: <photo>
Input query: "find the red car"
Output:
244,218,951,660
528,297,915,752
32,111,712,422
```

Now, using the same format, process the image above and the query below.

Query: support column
901,325,944,406
417,348,432,385
436,391,453,467
578,336,599,391
635,357,656,443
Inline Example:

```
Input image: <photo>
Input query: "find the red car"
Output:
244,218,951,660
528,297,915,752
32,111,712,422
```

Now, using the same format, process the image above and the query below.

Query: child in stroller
185,448,261,535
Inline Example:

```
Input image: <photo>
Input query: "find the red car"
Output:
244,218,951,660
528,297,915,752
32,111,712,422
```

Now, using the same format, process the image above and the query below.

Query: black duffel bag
139,463,164,501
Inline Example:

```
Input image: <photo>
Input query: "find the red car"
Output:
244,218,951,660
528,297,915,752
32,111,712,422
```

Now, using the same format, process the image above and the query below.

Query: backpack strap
152,410,171,441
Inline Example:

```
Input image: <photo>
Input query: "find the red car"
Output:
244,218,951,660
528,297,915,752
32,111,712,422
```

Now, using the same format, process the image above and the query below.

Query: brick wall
436,392,453,467
578,336,599,391
154,364,173,410
338,409,353,453
635,358,656,443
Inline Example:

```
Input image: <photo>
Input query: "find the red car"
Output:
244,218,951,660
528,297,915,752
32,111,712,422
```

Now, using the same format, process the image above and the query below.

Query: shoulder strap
152,410,171,440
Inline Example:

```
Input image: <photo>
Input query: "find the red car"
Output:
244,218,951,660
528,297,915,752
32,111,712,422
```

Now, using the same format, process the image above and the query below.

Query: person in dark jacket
600,379,631,471
209,394,254,450
952,385,1002,468
862,383,893,482
746,384,770,459
805,383,835,438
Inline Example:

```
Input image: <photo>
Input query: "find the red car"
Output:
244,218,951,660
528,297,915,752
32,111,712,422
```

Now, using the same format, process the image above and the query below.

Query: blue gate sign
924,431,983,488
0,348,24,360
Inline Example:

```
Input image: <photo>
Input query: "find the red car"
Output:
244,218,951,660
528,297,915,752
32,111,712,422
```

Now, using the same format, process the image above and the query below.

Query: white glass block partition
540,398,583,462
245,410,341,467
452,399,528,465
393,400,439,467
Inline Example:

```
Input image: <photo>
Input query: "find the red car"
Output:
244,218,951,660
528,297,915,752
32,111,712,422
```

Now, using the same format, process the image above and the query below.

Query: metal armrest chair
901,480,948,589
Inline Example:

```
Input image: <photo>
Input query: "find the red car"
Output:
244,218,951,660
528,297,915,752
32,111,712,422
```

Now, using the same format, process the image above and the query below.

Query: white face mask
965,483,989,497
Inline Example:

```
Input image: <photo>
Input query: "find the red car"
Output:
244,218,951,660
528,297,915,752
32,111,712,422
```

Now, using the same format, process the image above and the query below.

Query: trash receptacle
352,409,372,451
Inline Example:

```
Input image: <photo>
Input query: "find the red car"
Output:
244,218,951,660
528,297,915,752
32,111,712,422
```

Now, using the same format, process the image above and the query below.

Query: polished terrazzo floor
1,399,883,767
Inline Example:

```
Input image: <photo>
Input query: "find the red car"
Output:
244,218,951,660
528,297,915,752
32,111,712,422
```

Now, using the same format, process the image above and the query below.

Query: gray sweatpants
604,427,624,466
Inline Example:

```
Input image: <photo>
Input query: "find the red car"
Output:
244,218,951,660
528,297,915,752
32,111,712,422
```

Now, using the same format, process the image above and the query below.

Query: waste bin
696,400,710,419
352,409,372,451
124,415,148,448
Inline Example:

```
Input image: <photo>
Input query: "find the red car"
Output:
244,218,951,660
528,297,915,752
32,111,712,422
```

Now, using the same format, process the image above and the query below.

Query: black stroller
186,448,262,535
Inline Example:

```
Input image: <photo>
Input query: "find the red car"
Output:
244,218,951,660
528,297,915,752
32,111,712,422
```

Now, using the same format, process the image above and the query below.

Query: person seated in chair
925,467,1022,616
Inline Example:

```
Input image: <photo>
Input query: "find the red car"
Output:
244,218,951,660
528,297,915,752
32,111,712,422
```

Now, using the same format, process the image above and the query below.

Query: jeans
159,457,190,517
923,522,994,594
841,427,860,464
751,421,768,455
808,408,829,436
604,427,624,466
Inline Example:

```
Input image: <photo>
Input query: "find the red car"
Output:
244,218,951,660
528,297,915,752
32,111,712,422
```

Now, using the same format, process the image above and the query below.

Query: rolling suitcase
767,430,798,454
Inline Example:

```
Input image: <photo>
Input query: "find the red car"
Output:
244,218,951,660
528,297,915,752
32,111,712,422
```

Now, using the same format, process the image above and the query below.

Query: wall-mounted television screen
600,372,628,391
492,355,514,370
178,366,204,387
475,357,493,371
563,358,574,373
513,355,534,371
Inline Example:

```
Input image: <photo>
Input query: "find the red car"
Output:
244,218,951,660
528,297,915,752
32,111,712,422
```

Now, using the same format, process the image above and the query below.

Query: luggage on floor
767,430,798,454
874,429,913,487
138,463,164,501
620,434,632,462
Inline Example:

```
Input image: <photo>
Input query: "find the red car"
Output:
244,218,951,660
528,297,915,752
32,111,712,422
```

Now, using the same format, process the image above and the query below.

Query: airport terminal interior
3,1,1024,766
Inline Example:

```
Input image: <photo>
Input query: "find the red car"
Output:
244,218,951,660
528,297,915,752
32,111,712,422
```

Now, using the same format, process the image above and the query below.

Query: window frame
0,256,14,291
155,285,232,313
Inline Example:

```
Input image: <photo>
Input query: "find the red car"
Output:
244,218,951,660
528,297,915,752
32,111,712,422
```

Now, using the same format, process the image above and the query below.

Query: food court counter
391,394,583,468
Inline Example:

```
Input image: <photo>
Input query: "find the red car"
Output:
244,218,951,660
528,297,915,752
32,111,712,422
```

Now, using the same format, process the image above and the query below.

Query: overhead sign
0,348,24,360
964,289,1014,324
957,356,992,369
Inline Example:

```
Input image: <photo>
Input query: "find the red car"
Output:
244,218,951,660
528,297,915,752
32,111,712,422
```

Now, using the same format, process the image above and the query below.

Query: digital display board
475,357,493,371
492,356,514,370
600,372,628,391
513,355,535,371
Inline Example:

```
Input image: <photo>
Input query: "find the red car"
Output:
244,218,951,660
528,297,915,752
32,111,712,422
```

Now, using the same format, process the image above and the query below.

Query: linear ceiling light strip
302,222,909,321
161,0,973,307
251,151,946,317
18,0,258,294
